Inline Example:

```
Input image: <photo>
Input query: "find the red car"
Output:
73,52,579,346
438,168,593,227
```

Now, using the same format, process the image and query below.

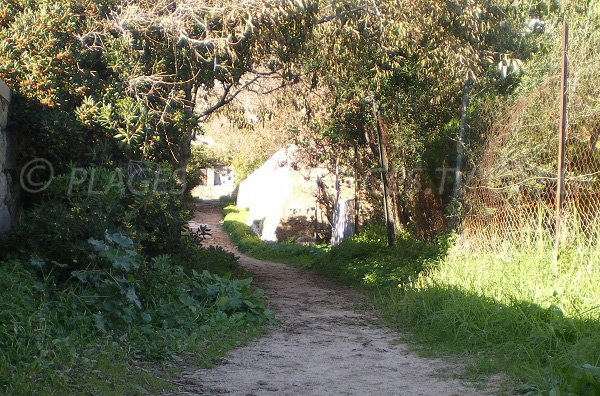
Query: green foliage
231,155,268,185
0,241,271,394
315,227,450,288
328,232,600,394
222,205,447,289
288,217,596,394
466,3,600,200
1,1,599,394
3,165,188,265
223,201,600,393
0,0,122,174
223,214,447,289
0,171,271,393
0,0,298,385
0,0,327,200
560,364,600,396
222,205,326,266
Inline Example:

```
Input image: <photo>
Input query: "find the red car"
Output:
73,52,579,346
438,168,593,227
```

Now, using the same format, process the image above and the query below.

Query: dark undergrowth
0,175,272,395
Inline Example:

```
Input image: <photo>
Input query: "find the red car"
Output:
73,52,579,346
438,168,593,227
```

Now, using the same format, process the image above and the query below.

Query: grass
222,205,327,266
187,323,266,368
0,260,165,395
0,248,269,395
72,349,176,396
3,318,265,395
222,205,448,288
378,243,600,394
222,204,600,394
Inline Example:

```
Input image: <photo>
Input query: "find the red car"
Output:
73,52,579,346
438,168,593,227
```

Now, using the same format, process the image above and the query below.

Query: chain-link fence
459,19,600,251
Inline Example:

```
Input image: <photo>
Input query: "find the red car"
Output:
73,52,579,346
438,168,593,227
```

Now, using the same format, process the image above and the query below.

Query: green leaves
125,287,142,309
93,313,108,333
557,364,600,395
67,231,271,335
105,232,135,250
89,232,140,272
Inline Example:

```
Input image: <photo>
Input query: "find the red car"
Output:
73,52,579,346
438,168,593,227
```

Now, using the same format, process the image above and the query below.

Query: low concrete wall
0,79,12,233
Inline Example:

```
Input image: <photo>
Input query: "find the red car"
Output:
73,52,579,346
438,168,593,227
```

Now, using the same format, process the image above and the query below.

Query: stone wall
0,79,12,233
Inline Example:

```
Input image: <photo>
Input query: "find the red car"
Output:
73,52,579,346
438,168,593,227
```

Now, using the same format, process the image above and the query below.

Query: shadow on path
177,203,500,396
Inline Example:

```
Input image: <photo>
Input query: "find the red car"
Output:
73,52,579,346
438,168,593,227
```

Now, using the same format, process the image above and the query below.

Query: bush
0,237,271,394
314,226,450,288
2,165,189,267
0,169,272,393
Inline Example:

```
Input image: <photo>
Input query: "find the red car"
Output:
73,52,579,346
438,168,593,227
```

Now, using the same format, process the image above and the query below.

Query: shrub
0,236,271,393
0,168,273,393
317,226,450,288
3,165,189,266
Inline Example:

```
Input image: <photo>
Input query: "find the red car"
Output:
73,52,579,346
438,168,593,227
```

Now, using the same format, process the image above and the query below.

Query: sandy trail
177,203,496,396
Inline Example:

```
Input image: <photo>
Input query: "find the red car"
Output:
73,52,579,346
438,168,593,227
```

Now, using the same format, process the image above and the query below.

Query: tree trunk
451,75,472,228
331,156,342,245
177,83,198,188
353,144,360,234
373,102,395,247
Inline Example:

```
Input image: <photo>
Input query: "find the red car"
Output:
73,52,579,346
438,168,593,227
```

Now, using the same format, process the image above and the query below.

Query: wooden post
373,102,395,247
553,18,568,275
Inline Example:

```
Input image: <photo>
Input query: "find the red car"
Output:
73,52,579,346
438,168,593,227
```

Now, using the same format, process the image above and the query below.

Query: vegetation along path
178,203,498,396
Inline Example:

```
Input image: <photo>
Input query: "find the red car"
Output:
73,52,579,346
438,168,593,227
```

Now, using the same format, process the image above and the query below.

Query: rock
0,129,6,169
237,145,356,243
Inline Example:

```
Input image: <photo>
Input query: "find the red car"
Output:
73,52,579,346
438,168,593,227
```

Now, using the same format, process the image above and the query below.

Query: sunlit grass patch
222,205,327,266
381,233,600,394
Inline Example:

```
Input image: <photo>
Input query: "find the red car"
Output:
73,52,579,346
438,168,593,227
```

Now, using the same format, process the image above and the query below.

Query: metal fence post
553,18,568,275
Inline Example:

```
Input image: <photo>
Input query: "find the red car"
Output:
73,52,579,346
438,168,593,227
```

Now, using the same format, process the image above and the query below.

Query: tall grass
381,220,600,394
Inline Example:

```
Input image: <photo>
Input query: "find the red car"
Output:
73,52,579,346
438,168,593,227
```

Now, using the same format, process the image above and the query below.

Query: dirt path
178,203,496,396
